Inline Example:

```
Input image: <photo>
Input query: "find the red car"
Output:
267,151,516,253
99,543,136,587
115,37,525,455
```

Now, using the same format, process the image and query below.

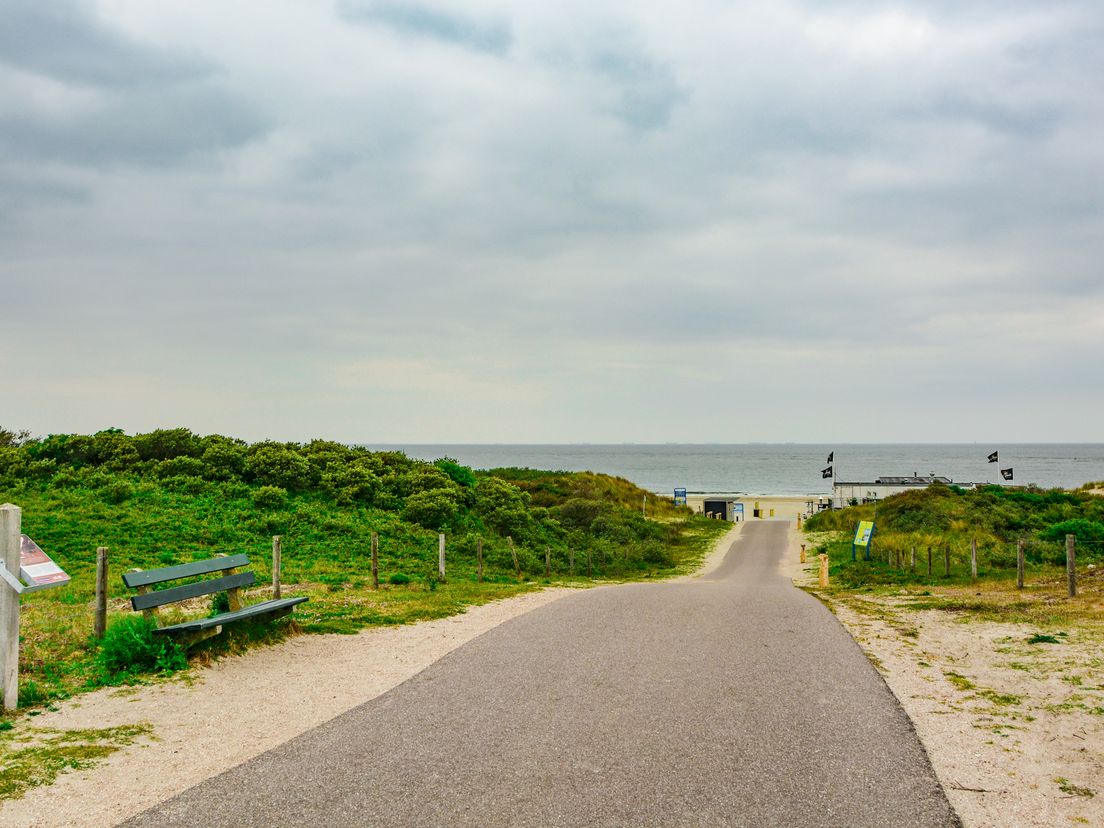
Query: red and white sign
20,535,69,588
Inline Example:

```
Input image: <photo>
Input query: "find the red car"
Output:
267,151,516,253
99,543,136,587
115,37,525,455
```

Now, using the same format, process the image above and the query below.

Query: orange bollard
818,553,829,588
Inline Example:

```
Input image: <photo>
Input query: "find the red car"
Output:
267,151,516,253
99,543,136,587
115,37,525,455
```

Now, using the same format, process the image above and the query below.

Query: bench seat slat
123,554,251,588
152,597,309,635
131,571,256,611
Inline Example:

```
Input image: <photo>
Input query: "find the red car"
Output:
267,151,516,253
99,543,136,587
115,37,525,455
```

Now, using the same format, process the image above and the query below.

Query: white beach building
831,476,975,508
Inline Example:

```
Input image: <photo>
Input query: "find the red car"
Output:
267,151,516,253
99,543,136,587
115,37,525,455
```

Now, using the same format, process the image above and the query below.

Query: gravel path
123,522,958,827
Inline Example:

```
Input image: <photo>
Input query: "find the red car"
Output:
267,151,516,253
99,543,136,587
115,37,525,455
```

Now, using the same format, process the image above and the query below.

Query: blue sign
673,488,687,506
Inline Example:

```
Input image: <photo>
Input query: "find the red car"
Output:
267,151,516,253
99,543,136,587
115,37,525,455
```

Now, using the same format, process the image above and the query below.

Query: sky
2,0,1102,444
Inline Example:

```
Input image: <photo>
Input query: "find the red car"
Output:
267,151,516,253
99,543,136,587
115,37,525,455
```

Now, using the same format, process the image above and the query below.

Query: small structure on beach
832,475,972,507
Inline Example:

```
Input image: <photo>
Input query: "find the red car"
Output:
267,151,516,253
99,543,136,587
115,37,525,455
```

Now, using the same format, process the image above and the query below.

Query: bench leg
170,625,223,650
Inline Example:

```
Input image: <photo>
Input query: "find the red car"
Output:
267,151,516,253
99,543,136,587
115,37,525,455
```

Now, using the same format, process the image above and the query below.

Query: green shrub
153,457,206,479
401,489,460,530
200,437,247,480
435,458,476,488
388,573,411,585
133,428,201,461
210,591,230,616
253,485,289,510
1040,519,1104,546
247,443,312,491
97,479,132,505
97,616,187,675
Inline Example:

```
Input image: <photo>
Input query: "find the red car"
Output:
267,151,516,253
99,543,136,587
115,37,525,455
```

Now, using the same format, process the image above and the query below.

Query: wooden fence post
508,536,521,579
438,533,446,582
970,538,978,581
1067,534,1077,598
476,537,483,583
818,553,829,588
944,545,951,577
94,546,109,639
272,536,282,599
800,544,806,564
1,504,22,710
910,546,915,571
1016,539,1024,589
545,546,551,578
371,532,379,590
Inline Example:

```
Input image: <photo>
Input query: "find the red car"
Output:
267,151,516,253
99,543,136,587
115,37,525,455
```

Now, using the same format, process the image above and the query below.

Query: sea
366,444,1104,497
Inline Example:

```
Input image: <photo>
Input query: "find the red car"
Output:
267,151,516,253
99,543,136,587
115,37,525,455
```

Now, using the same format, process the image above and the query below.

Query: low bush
253,485,289,510
97,615,187,676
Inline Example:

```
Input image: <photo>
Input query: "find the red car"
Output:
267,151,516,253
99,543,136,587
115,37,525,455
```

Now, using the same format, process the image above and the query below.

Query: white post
0,504,22,711
438,533,446,581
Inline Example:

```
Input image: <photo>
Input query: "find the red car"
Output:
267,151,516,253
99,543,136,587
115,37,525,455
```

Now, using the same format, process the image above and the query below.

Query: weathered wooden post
910,546,916,571
1067,534,1077,598
800,544,806,564
1,504,21,710
371,532,379,590
438,533,446,581
476,536,483,583
94,546,109,639
970,538,978,581
818,553,829,588
507,536,521,579
272,536,282,599
545,546,551,578
1016,539,1025,589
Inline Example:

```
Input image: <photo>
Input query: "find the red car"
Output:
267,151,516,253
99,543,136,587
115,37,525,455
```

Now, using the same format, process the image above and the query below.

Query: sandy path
3,527,742,827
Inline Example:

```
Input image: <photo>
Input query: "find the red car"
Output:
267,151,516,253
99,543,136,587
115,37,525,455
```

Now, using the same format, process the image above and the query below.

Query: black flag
987,451,998,463
822,466,833,479
1000,467,1013,481
827,451,834,463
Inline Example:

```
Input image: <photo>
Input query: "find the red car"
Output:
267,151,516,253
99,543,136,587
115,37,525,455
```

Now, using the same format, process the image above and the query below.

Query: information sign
20,535,70,589
852,520,875,561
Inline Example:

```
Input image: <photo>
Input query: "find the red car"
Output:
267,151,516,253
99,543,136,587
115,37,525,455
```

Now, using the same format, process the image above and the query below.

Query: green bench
123,553,308,648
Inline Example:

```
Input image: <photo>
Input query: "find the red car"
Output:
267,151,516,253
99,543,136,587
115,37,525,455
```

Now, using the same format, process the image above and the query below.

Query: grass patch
1055,777,1095,798
945,671,975,691
0,723,152,801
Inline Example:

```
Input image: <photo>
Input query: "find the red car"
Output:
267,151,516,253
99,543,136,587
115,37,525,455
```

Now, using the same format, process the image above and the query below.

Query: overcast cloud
2,0,1101,443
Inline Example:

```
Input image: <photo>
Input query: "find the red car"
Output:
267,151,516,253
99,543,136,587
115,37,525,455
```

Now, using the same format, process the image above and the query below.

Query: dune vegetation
0,427,727,712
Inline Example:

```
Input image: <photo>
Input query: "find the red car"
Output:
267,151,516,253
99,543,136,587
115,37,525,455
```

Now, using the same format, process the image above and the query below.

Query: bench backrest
124,554,255,612
123,554,250,588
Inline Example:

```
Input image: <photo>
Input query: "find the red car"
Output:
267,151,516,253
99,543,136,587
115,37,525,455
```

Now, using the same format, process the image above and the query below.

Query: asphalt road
122,522,959,827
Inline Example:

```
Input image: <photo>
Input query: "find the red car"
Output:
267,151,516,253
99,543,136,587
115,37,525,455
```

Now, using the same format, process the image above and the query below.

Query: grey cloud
0,84,268,166
0,1,208,88
590,45,686,130
337,1,512,54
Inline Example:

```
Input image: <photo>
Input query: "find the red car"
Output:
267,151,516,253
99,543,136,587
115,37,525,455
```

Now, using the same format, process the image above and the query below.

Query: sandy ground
787,531,1103,828
2,527,744,827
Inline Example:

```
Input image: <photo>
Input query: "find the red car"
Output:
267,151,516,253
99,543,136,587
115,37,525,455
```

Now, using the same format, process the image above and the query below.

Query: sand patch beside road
788,530,1104,828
